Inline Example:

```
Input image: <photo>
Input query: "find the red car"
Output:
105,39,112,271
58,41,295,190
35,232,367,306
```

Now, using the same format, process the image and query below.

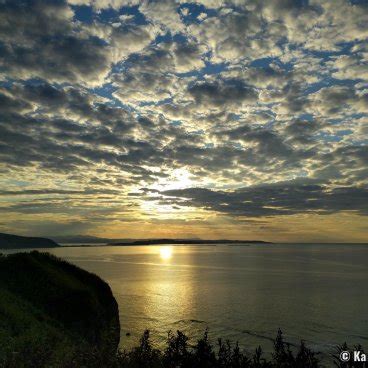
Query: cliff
0,251,120,365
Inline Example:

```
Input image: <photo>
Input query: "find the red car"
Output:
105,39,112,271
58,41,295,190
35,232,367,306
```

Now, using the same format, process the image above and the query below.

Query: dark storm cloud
161,182,368,217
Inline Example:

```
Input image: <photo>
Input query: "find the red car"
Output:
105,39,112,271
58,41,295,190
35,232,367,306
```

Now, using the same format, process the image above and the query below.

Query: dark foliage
3,328,366,368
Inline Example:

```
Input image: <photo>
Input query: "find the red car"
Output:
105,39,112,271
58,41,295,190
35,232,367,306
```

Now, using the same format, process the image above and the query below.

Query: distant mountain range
0,233,59,249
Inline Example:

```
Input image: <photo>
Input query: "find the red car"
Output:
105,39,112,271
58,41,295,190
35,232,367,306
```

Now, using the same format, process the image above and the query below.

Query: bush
1,328,367,368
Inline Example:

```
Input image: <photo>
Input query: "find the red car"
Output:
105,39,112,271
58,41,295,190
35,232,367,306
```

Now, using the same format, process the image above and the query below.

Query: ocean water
5,243,368,360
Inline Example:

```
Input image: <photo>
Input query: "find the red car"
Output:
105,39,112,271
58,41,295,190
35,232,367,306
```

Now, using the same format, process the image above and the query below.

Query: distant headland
52,235,271,246
0,232,271,249
108,238,272,246
0,232,60,249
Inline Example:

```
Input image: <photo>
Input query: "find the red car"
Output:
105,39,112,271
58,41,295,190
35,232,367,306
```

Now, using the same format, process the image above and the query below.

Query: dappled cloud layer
0,0,367,241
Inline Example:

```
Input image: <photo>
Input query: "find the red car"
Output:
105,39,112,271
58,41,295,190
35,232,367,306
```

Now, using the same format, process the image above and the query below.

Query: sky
0,0,367,242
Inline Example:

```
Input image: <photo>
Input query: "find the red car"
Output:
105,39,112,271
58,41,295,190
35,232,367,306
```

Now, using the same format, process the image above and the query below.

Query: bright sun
151,168,193,191
159,246,173,261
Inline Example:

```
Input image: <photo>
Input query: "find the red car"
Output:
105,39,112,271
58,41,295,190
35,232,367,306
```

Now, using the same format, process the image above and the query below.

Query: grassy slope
0,251,119,365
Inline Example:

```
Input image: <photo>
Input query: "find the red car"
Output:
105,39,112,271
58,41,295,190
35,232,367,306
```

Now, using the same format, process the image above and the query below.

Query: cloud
0,0,367,239
0,188,120,196
171,40,206,73
139,0,184,34
160,181,368,217
0,82,152,173
308,86,368,117
112,38,206,106
109,22,158,61
330,53,368,82
0,0,112,86
283,119,320,146
188,78,258,107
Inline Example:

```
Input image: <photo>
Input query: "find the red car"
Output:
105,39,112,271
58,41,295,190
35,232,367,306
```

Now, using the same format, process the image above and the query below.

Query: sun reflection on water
159,246,173,261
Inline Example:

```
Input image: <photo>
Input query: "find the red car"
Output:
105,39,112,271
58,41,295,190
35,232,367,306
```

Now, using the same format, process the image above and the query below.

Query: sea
3,243,368,363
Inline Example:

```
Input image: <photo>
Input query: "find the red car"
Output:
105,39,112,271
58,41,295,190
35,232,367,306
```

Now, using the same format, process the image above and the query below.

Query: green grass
0,251,119,367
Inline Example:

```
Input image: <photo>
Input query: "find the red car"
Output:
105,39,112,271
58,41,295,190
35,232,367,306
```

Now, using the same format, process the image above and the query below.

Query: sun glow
150,168,194,191
159,246,173,261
